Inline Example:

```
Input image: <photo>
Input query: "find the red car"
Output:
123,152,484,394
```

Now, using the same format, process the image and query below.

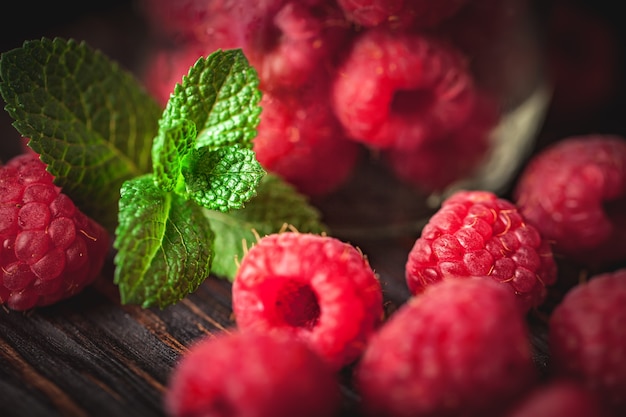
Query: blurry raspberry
139,0,350,93
232,232,384,370
503,380,610,417
385,91,499,193
331,29,477,150
244,1,352,92
513,135,626,268
0,154,110,311
355,278,537,417
336,0,468,30
164,329,342,417
138,0,281,45
548,268,626,415
405,190,557,313
253,82,361,196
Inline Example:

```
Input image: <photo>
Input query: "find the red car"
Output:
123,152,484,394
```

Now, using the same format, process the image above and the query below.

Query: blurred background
2,0,626,168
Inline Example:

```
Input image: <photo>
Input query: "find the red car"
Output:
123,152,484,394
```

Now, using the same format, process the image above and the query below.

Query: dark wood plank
0,234,554,417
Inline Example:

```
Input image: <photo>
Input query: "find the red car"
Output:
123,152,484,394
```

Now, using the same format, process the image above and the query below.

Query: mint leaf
205,174,327,280
160,49,261,150
182,145,265,212
114,175,214,308
0,37,161,232
152,119,197,192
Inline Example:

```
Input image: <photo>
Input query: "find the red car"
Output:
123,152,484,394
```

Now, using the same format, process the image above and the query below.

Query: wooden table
0,217,552,417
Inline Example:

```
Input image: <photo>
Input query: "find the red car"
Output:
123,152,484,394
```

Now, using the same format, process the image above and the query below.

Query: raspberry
513,135,626,269
331,28,477,150
503,380,610,417
548,268,626,415
253,82,361,196
244,1,351,92
231,232,384,370
385,91,498,193
336,0,468,30
138,0,283,45
164,329,342,417
405,190,557,313
0,154,110,311
355,278,537,417
140,0,350,93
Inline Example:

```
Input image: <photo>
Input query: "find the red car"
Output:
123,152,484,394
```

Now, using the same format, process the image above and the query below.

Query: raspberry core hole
275,280,320,330
390,88,434,117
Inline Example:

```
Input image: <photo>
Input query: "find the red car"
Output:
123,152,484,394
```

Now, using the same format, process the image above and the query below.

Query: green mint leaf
205,174,327,280
113,175,214,308
160,49,261,151
152,119,197,192
182,145,265,212
0,37,161,232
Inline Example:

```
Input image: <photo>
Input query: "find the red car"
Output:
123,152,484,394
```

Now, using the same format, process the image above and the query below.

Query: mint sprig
0,38,326,308
114,175,214,308
0,38,161,232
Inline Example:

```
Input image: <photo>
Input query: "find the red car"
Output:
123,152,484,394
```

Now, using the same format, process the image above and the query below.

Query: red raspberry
331,28,477,150
355,278,538,417
385,91,499,192
336,0,468,30
253,82,361,196
231,232,384,370
138,0,283,45
0,154,110,311
140,0,350,93
405,190,557,313
244,1,351,92
503,380,610,417
513,135,626,269
548,268,626,415
164,329,342,417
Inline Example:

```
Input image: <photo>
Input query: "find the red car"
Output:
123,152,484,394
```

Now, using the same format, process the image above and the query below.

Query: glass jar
316,3,549,236
138,0,549,302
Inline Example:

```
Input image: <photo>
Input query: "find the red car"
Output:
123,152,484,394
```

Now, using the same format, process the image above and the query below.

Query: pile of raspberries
164,134,626,417
138,0,527,196
132,1,626,416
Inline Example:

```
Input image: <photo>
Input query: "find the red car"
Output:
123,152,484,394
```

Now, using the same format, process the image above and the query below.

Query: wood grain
0,235,552,417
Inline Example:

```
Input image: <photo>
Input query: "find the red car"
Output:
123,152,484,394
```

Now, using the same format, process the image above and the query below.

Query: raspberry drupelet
405,190,557,313
231,231,384,370
0,154,110,311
